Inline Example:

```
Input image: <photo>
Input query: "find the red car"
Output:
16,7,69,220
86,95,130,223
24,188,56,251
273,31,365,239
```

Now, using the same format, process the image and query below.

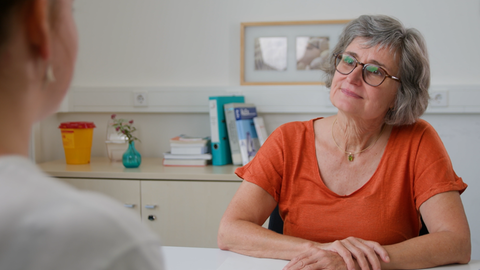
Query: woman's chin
331,99,360,114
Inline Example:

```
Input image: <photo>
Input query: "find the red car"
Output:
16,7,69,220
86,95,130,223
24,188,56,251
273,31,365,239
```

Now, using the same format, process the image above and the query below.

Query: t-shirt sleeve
413,123,467,209
235,125,285,202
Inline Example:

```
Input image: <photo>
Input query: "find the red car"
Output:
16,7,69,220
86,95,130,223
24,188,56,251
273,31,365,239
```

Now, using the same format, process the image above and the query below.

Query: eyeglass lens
334,54,387,86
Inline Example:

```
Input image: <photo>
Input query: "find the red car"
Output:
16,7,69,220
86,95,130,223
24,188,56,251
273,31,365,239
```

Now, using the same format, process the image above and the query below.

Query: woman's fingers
347,238,390,269
284,253,307,270
284,249,347,270
368,240,390,263
283,238,390,270
284,256,311,270
340,238,378,270
327,237,389,270
329,240,358,270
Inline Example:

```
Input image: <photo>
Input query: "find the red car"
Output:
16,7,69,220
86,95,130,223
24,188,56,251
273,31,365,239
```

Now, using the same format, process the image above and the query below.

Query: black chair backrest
268,205,284,234
268,205,429,236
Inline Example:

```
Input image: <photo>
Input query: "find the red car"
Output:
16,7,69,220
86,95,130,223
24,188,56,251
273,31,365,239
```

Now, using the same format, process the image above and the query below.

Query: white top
0,156,164,270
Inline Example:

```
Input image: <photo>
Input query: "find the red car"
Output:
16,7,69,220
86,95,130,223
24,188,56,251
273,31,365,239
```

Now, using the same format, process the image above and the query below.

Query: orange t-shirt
235,118,467,245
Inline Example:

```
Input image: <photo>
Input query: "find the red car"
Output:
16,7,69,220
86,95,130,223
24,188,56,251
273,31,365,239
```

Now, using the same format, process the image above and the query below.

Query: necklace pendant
348,153,354,162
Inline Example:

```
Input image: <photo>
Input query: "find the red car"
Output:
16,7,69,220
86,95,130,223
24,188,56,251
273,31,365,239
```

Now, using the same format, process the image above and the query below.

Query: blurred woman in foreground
0,1,164,269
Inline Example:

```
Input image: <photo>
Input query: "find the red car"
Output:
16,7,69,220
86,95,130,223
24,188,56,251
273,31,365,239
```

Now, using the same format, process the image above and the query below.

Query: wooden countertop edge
38,157,243,182
44,172,243,181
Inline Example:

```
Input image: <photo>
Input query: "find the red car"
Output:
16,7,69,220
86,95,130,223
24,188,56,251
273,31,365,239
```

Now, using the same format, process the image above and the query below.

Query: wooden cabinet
40,158,242,248
141,180,241,247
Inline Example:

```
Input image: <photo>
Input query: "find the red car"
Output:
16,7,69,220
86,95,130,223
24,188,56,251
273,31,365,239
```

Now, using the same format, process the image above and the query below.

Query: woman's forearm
218,181,321,260
218,219,317,260
383,191,472,269
382,231,471,269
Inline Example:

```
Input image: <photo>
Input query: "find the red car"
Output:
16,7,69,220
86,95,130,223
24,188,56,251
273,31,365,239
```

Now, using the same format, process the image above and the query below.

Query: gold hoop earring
46,65,56,83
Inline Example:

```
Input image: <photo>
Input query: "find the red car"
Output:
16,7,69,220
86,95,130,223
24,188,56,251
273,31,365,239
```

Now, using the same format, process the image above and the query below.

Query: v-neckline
310,118,396,198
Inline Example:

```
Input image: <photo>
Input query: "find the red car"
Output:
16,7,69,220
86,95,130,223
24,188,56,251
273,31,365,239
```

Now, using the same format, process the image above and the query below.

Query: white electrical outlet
134,92,148,107
429,91,448,107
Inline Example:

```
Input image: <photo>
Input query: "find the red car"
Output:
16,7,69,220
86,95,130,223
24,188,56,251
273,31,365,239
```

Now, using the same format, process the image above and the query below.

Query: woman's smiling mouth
341,88,363,99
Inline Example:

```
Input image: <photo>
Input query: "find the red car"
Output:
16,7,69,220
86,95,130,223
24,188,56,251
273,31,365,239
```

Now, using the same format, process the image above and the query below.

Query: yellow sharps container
59,122,96,164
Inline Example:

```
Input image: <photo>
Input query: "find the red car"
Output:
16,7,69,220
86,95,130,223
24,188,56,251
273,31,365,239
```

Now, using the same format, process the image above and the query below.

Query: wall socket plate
134,92,148,107
429,91,448,107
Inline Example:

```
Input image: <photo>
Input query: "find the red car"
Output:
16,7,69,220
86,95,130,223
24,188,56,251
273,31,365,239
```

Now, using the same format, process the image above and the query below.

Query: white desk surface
162,246,480,270
162,246,287,270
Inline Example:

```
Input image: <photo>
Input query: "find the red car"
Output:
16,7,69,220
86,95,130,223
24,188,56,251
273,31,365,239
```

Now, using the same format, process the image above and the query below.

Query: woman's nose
345,65,363,85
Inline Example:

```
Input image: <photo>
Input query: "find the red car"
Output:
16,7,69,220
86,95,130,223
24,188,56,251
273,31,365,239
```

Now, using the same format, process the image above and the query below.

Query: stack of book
163,135,212,167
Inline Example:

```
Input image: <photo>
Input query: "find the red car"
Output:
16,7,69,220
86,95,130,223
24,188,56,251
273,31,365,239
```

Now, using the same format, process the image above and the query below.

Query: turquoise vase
123,141,141,168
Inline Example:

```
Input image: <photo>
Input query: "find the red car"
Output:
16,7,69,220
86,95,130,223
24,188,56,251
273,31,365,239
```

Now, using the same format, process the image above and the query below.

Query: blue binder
209,96,245,166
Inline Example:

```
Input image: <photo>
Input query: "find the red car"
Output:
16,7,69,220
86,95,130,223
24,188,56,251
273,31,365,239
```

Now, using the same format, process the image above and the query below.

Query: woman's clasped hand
283,238,389,270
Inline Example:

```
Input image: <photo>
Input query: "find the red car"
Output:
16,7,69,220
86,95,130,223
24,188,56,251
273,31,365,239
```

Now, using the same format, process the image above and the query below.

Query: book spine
209,100,220,143
163,152,212,160
253,117,268,146
171,146,208,155
162,159,207,167
234,105,260,166
224,104,243,165
236,120,249,166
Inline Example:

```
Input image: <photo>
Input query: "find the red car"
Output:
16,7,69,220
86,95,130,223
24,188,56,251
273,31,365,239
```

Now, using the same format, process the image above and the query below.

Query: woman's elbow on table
457,236,472,264
217,229,228,251
446,232,472,265
217,217,233,251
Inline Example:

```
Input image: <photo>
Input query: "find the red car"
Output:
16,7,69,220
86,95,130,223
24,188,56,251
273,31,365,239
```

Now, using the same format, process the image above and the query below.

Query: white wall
38,0,480,259
71,0,480,86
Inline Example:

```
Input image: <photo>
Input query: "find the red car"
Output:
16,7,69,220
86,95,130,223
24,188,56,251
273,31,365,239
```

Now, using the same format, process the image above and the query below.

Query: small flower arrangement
111,114,140,144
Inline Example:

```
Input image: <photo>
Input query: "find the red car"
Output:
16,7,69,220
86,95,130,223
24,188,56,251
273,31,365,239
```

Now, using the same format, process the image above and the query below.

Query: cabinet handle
145,205,156,209
148,215,156,221
124,204,135,208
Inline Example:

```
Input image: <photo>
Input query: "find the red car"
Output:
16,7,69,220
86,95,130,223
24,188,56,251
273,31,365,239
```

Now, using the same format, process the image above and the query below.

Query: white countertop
38,157,242,181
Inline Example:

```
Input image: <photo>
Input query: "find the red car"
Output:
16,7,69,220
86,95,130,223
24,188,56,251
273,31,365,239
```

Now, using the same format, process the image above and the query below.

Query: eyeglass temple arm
387,75,401,82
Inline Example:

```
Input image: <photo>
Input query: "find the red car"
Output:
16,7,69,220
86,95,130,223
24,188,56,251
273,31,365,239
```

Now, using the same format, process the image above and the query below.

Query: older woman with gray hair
218,15,470,270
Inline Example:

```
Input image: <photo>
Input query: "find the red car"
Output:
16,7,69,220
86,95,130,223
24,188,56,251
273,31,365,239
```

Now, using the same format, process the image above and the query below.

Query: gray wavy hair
323,15,430,126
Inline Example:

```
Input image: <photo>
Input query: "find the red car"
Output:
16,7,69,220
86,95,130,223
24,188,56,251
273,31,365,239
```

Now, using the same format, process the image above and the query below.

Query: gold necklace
331,118,385,162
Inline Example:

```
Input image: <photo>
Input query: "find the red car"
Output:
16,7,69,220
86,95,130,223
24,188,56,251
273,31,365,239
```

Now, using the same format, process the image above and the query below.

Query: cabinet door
57,178,142,218
141,180,241,248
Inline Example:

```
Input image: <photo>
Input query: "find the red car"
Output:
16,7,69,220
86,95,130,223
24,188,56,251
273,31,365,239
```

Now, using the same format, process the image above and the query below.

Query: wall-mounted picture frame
240,20,350,85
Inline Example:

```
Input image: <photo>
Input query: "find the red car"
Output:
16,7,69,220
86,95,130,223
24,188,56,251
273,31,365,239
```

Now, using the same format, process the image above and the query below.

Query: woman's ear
23,0,51,60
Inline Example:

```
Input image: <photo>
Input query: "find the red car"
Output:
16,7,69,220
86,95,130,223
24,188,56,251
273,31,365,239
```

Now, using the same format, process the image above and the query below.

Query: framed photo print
240,20,350,85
